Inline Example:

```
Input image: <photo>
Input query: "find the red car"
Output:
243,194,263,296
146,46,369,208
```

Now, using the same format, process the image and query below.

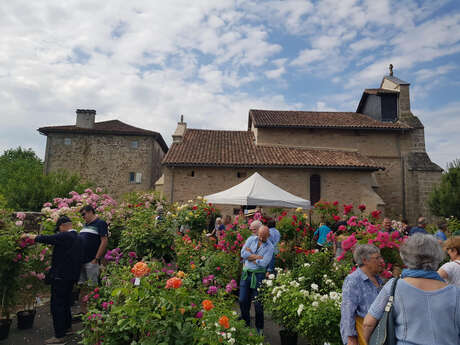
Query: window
310,174,321,205
130,141,138,149
188,170,195,177
129,172,142,184
237,171,247,178
64,138,72,145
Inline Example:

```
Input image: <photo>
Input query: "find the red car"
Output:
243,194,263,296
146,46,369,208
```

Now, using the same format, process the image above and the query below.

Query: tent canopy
204,172,311,209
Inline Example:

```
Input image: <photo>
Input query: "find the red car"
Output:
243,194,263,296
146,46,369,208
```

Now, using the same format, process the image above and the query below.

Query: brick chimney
172,115,187,143
76,109,96,128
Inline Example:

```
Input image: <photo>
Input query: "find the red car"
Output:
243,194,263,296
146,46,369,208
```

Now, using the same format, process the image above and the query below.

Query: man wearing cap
21,216,83,345
239,225,274,335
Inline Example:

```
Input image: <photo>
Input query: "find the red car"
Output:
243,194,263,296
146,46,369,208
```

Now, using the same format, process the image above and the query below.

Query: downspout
43,135,51,175
398,132,406,219
170,166,175,202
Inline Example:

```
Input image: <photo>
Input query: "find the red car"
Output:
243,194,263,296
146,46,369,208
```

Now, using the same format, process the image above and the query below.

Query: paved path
2,304,309,345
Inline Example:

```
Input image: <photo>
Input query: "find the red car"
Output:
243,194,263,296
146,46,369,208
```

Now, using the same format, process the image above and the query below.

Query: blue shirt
240,235,274,270
79,218,108,263
368,278,460,345
340,268,383,344
314,224,331,246
434,230,447,241
268,227,281,254
409,226,427,235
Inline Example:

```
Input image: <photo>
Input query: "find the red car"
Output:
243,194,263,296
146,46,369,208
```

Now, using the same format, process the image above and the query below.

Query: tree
429,159,460,219
0,147,91,211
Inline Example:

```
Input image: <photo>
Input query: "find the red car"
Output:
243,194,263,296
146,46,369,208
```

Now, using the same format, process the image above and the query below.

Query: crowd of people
20,207,460,345
335,224,460,344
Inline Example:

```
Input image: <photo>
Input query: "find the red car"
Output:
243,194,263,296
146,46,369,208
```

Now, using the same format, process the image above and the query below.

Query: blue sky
1,0,459,168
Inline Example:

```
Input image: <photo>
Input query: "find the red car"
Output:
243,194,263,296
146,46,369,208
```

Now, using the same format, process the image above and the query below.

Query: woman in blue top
363,234,460,345
314,222,332,250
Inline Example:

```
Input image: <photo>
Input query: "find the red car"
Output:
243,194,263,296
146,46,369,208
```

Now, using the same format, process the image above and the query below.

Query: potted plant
0,214,22,340
16,243,49,329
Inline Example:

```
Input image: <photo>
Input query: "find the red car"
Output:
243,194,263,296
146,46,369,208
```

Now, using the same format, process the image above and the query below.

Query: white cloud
416,102,460,169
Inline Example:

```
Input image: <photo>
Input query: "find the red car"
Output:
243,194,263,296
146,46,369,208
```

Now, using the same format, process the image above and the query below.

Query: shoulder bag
369,277,399,345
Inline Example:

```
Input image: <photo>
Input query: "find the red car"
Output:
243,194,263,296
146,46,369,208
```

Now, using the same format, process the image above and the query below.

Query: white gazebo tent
204,172,311,209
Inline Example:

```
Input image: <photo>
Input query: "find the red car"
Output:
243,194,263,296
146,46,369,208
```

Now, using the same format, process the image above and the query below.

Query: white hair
400,234,445,271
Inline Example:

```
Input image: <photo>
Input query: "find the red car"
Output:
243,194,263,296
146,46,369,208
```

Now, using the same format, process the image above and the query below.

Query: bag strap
385,278,399,312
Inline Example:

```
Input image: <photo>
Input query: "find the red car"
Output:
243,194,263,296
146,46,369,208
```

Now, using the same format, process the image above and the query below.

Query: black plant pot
17,309,36,330
0,319,12,340
279,329,298,345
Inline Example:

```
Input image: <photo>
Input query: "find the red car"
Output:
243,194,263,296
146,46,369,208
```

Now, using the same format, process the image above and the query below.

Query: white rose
266,280,273,287
311,283,319,291
320,295,328,302
312,301,319,307
297,304,304,316
228,339,235,344
268,274,275,280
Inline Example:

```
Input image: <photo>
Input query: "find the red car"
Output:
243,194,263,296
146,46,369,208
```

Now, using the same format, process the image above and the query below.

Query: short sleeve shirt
79,218,108,263
440,260,460,287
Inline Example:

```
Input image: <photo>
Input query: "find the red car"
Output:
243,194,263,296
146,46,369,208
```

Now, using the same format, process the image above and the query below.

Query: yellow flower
296,207,302,212
176,271,186,278
303,213,308,218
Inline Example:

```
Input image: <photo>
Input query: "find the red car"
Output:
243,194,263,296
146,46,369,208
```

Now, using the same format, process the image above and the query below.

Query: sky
1,0,459,169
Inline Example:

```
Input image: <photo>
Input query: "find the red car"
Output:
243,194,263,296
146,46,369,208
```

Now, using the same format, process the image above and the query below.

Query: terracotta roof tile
38,120,168,152
249,109,410,130
163,129,382,170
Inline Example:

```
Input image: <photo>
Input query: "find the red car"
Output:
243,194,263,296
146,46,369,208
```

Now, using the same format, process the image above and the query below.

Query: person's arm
92,236,108,264
254,243,274,268
438,262,450,281
241,237,253,259
248,254,263,262
363,314,378,342
23,232,63,246
340,277,360,344
364,280,393,342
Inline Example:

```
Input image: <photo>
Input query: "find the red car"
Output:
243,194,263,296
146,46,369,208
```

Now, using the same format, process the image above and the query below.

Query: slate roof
383,75,410,85
38,120,168,152
248,109,410,130
162,129,383,170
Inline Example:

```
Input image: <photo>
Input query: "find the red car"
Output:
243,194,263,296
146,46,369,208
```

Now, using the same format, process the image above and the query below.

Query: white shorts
79,262,100,285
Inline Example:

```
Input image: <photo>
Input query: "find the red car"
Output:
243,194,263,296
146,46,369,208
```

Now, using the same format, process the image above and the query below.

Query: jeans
239,272,265,330
50,279,74,338
268,254,276,272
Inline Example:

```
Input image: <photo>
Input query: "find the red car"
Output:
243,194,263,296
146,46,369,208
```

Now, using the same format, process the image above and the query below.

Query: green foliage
81,261,264,345
0,211,22,319
119,207,175,261
429,159,460,218
0,147,90,211
260,250,349,345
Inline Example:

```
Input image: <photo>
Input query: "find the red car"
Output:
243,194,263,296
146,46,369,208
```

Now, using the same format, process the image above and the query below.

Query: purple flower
195,311,203,319
207,285,218,295
128,252,137,258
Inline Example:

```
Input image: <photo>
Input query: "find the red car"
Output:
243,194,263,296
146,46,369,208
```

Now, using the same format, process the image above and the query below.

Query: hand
248,254,263,261
21,233,36,240
245,247,253,253
347,336,358,345
91,258,99,265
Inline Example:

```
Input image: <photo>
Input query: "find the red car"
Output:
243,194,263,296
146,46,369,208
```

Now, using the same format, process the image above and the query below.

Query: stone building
38,109,168,197
160,71,442,222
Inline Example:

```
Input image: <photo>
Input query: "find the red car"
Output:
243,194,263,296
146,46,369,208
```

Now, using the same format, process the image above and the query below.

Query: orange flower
176,271,185,278
179,308,185,315
218,315,229,329
190,264,196,270
165,277,182,289
202,299,214,311
131,262,150,278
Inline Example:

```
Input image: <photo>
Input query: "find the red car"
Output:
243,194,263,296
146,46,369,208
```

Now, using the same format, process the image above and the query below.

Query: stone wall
162,167,384,217
255,127,401,158
45,134,165,198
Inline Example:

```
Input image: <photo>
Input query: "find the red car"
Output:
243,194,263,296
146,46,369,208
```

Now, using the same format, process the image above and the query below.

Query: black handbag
369,278,399,345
